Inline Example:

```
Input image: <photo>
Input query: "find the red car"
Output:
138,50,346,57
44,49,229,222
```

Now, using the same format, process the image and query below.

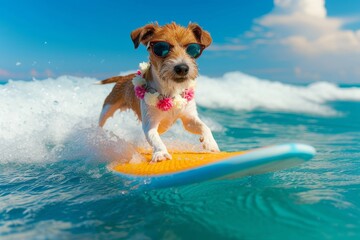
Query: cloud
211,0,360,82
255,0,360,55
45,69,54,77
30,69,38,77
282,31,360,55
272,0,327,18
0,69,10,77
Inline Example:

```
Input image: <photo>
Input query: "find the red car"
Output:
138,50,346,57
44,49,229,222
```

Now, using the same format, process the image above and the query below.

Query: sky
0,0,360,83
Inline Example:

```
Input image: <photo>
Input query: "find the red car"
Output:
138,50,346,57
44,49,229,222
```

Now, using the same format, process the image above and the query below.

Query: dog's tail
94,73,137,85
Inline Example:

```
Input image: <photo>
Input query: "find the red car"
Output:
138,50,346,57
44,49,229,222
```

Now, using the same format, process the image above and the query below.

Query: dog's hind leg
98,79,131,127
98,76,140,127
98,102,123,127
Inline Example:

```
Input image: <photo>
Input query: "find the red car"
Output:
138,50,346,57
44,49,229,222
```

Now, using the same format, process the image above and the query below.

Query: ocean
1,72,360,239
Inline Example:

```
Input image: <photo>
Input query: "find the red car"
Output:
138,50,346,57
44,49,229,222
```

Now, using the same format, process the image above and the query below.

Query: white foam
197,72,360,116
1,72,359,163
0,76,137,163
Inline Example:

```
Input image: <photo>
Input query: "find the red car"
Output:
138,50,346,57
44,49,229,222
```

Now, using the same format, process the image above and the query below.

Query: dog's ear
130,24,158,49
188,23,212,48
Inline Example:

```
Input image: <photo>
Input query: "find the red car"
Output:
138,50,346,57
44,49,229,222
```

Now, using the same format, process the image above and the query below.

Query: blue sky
1,0,360,83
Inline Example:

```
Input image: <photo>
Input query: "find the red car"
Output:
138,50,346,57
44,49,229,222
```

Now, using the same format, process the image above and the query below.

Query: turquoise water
1,75,360,239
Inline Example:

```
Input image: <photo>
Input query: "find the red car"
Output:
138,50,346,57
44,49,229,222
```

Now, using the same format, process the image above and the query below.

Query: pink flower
136,70,142,75
157,97,173,111
135,85,146,99
183,88,194,101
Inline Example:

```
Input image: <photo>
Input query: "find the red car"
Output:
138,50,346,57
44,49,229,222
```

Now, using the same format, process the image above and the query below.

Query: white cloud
208,0,360,82
273,0,327,18
256,0,360,55
283,31,360,55
0,69,10,77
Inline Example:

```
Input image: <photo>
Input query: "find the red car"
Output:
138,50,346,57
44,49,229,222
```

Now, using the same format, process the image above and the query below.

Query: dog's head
131,22,212,83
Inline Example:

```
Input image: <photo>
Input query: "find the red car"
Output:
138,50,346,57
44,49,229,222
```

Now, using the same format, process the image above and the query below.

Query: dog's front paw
151,150,172,163
200,137,220,152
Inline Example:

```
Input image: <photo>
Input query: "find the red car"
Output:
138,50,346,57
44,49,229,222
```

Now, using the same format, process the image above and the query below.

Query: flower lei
132,62,195,111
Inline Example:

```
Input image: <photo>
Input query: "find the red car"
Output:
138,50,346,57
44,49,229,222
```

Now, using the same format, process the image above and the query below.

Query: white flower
144,92,159,106
188,80,196,89
173,95,187,108
132,75,146,86
139,62,150,73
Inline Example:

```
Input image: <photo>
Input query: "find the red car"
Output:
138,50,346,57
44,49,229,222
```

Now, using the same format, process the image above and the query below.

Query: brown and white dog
98,22,219,162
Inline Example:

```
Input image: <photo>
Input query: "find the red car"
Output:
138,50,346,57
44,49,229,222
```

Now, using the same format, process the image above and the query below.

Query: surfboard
110,143,315,189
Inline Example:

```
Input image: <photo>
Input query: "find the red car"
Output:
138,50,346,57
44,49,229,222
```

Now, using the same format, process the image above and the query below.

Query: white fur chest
142,99,187,134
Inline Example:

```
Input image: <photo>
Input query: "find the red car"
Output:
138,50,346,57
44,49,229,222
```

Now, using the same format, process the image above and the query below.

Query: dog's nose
174,64,189,76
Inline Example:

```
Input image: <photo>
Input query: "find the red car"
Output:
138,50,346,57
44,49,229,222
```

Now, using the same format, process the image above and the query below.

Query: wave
1,72,359,163
197,72,360,116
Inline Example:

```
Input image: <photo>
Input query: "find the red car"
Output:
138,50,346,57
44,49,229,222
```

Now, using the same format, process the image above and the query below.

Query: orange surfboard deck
110,143,316,189
112,151,244,176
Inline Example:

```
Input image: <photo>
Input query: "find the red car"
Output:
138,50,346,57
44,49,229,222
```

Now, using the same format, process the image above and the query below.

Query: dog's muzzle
174,64,189,77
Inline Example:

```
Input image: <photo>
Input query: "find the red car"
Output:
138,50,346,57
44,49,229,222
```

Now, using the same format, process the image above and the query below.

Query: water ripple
144,177,359,239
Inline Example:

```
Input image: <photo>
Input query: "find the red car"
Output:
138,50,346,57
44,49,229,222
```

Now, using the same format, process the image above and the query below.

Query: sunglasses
147,41,205,59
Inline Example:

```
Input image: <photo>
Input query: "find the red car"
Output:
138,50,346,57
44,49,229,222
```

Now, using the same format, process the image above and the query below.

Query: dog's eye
152,42,171,57
186,43,205,58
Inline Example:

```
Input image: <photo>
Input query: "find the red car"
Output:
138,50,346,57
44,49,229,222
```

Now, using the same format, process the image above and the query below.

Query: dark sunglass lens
186,44,201,58
153,42,170,57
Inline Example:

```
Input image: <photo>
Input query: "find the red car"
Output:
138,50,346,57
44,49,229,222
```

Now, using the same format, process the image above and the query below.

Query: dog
98,22,220,162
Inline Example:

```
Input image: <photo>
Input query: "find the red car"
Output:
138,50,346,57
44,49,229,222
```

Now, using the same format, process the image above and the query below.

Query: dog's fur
98,22,219,162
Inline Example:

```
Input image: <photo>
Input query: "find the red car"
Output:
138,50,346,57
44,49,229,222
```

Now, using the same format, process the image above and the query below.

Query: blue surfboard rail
112,143,316,189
